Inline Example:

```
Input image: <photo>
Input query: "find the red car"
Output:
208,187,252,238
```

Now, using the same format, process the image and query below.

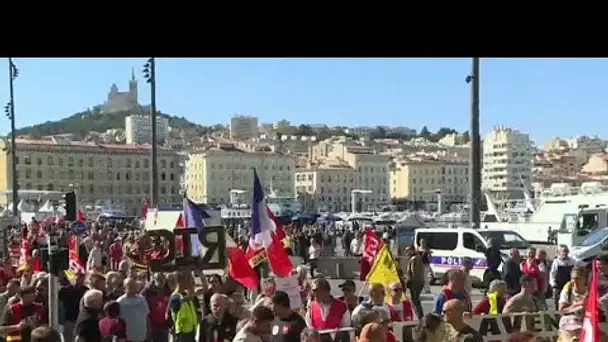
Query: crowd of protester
3,216,608,342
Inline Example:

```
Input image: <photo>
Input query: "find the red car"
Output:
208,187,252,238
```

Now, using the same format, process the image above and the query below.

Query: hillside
15,106,209,139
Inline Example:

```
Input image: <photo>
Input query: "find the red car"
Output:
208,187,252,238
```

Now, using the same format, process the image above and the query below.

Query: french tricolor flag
246,169,293,278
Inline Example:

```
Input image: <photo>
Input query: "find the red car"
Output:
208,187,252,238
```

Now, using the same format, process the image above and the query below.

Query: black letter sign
146,226,227,272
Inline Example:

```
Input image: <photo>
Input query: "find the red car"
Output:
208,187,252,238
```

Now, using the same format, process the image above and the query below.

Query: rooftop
6,138,174,151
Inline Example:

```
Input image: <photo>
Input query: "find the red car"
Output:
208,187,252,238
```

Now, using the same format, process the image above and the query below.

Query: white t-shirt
309,245,320,260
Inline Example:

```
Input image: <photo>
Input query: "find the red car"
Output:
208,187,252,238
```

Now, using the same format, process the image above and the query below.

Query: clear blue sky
0,58,605,144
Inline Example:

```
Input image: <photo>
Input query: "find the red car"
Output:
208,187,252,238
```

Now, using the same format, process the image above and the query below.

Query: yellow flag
366,245,404,301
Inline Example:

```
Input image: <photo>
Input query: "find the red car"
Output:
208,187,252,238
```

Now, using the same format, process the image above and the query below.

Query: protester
351,283,391,319
502,274,538,313
502,248,523,296
337,280,360,312
441,299,483,342
98,301,127,342
472,280,507,315
483,238,502,294
558,266,588,311
233,306,275,342
0,280,20,323
117,278,149,342
416,238,432,294
308,238,321,278
550,244,576,310
300,328,321,342
269,291,307,342
199,293,238,342
58,272,88,342
142,272,171,342
520,247,547,310
169,271,199,342
305,278,351,329
74,289,104,342
30,327,61,342
403,245,425,320
413,313,458,342
433,269,469,314
387,281,414,321
460,257,473,299
357,322,384,342
0,285,46,342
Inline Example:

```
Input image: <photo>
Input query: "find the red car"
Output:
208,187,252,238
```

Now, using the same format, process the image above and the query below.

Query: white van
414,227,530,285
570,227,608,264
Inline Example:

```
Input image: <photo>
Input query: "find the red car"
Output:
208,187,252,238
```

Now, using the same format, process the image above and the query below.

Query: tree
461,130,470,143
419,126,431,139
296,124,314,136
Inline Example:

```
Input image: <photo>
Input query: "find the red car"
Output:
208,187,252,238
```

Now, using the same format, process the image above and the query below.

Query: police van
414,227,530,286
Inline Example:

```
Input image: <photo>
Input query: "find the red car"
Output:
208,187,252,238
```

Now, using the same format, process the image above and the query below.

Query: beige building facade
390,156,469,206
582,154,608,175
186,141,294,204
295,159,356,211
311,138,390,207
230,115,258,140
0,138,183,215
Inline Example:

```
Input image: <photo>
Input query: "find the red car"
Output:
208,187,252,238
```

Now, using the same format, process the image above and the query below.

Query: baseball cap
339,280,356,290
559,315,582,331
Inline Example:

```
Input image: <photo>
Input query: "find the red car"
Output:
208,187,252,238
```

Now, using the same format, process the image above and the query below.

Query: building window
116,173,121,181
108,171,112,180
47,156,53,166
170,161,174,168
69,170,75,179
25,169,31,179
47,184,54,191
89,184,95,194
78,159,84,167
88,157,94,167
107,158,112,168
135,161,140,168
144,159,149,168
161,160,166,168
126,159,131,168
161,173,166,181
88,172,94,180
24,156,31,165
136,173,140,181
36,158,41,165
170,173,174,181
36,171,42,179
126,172,131,181
58,158,63,166
67,157,74,166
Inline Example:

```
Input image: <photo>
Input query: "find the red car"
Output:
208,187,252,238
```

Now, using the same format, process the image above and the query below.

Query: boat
482,182,608,244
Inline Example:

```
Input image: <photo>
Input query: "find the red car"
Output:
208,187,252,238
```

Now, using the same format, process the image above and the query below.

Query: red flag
227,234,259,289
360,229,382,280
77,209,86,223
580,259,600,342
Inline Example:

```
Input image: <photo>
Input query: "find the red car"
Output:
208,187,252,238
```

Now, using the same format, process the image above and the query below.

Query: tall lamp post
466,58,481,228
4,58,19,217
142,58,158,208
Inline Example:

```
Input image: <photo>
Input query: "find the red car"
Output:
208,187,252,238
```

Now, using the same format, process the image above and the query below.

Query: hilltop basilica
102,69,140,113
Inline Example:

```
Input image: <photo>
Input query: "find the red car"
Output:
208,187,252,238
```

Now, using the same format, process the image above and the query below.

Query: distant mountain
15,107,209,139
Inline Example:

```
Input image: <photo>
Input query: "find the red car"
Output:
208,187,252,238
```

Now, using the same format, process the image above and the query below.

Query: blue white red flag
246,169,293,277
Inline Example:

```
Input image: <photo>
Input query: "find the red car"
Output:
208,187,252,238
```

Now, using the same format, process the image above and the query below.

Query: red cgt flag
580,258,600,342
360,228,382,280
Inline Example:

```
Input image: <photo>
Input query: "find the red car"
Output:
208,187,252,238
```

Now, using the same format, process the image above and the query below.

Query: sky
0,57,605,144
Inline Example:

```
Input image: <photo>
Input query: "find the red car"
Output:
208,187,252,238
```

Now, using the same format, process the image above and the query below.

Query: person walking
117,278,149,342
550,244,575,310
403,245,425,320
417,238,432,294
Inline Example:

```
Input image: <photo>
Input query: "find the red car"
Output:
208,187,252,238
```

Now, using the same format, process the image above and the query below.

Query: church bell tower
129,67,138,106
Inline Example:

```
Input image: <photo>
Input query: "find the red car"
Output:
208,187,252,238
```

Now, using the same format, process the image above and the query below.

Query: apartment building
311,138,390,207
125,114,170,144
482,126,533,198
0,138,183,215
390,155,469,207
230,115,259,140
186,141,294,204
295,159,356,211
582,154,608,175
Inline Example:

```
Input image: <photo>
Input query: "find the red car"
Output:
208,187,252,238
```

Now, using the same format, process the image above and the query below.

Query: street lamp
5,58,18,217
142,58,158,208
351,189,372,213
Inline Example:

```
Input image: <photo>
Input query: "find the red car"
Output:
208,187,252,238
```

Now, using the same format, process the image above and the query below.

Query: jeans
422,265,432,293
408,283,424,320
173,332,196,342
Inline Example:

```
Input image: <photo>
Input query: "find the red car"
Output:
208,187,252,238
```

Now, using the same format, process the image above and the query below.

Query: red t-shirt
521,260,544,291
109,242,123,260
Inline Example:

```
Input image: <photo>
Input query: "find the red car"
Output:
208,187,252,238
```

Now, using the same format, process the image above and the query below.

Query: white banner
318,310,608,342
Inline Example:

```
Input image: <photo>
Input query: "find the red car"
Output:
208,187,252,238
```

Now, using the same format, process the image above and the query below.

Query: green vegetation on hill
15,107,210,139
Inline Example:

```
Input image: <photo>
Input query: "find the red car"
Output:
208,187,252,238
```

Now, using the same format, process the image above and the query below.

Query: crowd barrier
317,310,608,342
